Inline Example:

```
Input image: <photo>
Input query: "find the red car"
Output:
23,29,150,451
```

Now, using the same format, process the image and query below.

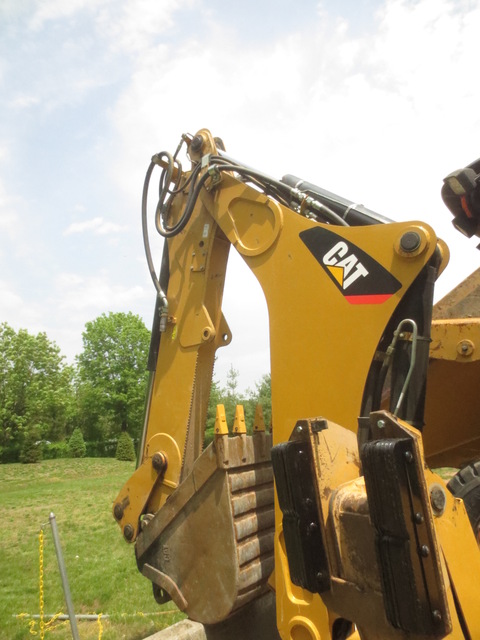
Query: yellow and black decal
300,227,401,304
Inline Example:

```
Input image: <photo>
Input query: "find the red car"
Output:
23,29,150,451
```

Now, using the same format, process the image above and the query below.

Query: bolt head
400,231,421,253
404,451,414,463
420,544,430,557
432,610,442,624
307,522,318,535
414,512,424,525
123,524,134,542
457,339,474,357
152,451,168,473
113,503,124,521
430,484,447,515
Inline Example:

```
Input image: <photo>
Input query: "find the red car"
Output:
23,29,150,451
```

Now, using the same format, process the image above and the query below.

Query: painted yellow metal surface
424,319,480,467
114,128,480,639
425,469,480,638
194,133,442,637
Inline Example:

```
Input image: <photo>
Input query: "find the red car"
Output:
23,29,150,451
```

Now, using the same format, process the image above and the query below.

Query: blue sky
1,0,480,389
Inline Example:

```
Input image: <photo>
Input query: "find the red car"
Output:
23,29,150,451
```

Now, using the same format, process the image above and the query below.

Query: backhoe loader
113,129,480,640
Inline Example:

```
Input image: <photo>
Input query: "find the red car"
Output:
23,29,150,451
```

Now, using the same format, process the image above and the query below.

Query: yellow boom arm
113,130,480,640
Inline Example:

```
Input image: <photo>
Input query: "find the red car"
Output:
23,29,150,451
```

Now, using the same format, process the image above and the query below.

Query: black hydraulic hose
155,152,183,237
141,159,169,319
281,175,392,226
209,159,349,226
145,147,354,264
142,160,161,294
167,163,199,195
157,151,175,200
155,161,202,238
214,151,349,225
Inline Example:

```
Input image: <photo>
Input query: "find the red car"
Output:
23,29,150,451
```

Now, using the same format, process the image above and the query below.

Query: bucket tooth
214,404,229,435
214,404,229,466
253,404,266,432
233,405,247,434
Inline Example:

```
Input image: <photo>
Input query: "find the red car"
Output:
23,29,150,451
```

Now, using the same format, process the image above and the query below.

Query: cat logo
323,241,369,291
299,227,401,304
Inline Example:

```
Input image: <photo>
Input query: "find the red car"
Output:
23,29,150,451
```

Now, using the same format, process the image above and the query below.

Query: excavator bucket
424,268,480,467
433,266,480,320
134,424,275,625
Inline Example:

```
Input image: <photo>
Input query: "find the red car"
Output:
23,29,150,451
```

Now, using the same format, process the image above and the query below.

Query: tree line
0,313,271,464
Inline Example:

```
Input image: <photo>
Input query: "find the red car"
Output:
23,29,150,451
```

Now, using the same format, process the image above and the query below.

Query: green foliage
223,365,241,426
76,312,150,441
0,314,272,467
116,431,136,461
85,439,118,458
68,427,86,458
19,427,43,464
42,441,69,460
0,323,74,453
250,373,272,429
0,442,21,464
204,379,224,444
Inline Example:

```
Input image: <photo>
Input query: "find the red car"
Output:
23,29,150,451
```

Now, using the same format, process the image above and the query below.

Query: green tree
0,323,74,456
20,426,43,464
223,365,242,426
247,374,272,429
76,312,150,441
68,427,86,458
116,431,136,461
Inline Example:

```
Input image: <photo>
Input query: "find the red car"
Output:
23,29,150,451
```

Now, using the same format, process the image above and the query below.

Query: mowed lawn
0,458,184,640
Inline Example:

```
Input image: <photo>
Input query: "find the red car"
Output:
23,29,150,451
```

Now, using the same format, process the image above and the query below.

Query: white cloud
56,271,148,312
97,0,194,54
104,0,480,385
109,0,480,228
0,1,33,21
8,95,41,109
3,0,480,384
0,178,23,246
28,0,108,31
27,0,197,52
0,279,46,338
0,208,18,235
0,279,23,313
56,273,84,287
63,217,128,236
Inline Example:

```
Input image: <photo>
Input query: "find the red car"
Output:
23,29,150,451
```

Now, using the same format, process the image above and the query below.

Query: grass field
0,458,185,640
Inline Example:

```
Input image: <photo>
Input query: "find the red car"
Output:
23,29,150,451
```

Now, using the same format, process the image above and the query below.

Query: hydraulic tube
281,174,392,226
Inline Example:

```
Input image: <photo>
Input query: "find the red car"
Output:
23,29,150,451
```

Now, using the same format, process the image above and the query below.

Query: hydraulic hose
141,159,169,328
281,175,392,226
142,138,367,325
154,151,198,238
210,157,349,226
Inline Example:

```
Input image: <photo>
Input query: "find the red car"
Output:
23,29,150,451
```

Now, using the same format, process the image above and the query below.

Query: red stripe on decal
345,294,392,305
